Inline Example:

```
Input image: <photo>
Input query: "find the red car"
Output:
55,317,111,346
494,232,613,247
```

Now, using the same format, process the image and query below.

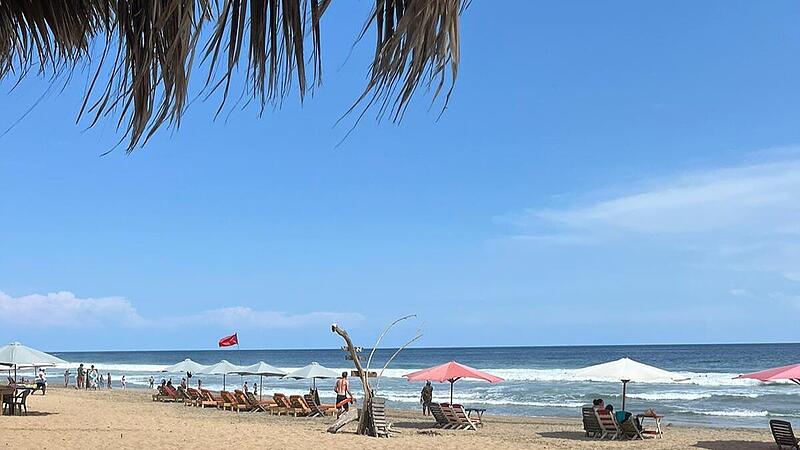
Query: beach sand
0,387,777,449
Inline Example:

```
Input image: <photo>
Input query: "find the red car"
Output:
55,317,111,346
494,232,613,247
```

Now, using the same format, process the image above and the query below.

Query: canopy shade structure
196,360,247,390
283,362,340,390
736,364,800,385
235,362,287,401
161,359,209,374
0,342,68,382
404,361,504,404
574,358,688,410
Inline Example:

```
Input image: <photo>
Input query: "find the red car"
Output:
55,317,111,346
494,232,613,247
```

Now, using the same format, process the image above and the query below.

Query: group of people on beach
70,364,126,390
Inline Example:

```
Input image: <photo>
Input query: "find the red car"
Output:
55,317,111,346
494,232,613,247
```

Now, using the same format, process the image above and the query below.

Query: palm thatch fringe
0,0,466,151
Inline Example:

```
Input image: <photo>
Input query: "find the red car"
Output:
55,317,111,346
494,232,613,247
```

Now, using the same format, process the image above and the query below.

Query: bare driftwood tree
332,317,421,437
0,0,468,151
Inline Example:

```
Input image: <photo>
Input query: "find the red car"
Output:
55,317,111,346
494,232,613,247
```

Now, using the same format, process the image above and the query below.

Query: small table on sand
465,408,486,426
636,413,664,438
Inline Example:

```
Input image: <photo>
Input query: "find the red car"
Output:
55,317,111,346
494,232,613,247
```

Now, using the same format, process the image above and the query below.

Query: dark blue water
21,343,800,428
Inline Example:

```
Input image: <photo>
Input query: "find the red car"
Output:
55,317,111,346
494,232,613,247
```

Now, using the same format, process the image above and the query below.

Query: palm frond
0,0,466,151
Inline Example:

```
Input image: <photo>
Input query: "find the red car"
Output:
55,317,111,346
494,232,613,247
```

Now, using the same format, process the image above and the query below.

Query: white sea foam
692,409,770,417
628,391,761,401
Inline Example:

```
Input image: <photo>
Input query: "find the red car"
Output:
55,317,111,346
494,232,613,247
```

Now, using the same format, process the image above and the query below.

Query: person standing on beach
334,372,353,415
243,381,249,394
64,369,70,387
253,383,258,396
107,373,112,389
148,376,154,389
76,364,84,389
121,375,127,389
420,381,433,416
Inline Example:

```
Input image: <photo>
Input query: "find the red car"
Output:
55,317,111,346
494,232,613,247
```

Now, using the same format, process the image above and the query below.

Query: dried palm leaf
0,0,466,152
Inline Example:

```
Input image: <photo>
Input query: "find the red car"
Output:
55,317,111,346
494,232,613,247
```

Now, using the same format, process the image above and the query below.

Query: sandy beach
0,387,778,449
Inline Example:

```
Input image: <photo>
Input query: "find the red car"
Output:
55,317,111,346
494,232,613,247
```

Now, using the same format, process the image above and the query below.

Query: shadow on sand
693,440,774,450
538,431,594,440
391,421,438,430
3,411,58,417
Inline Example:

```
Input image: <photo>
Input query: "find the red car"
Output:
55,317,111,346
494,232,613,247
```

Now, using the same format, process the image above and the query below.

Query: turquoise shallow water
19,343,800,428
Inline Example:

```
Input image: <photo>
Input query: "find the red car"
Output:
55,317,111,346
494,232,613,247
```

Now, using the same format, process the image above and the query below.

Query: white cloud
728,288,748,297
178,307,364,329
0,291,143,327
505,154,800,281
530,159,800,235
0,290,363,329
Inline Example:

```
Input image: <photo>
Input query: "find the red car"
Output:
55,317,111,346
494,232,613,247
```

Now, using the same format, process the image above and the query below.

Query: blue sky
2,1,800,350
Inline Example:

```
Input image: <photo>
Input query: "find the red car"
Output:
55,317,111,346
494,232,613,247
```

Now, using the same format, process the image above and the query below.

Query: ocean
20,343,800,428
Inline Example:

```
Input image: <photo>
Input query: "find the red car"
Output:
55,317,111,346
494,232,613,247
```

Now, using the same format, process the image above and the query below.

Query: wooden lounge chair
370,397,390,437
219,391,239,411
620,415,647,440
245,392,273,412
163,385,180,402
581,406,603,438
451,404,478,431
289,395,312,416
440,403,462,429
271,393,292,415
771,420,800,449
429,403,451,428
185,387,202,406
223,390,250,412
303,394,336,417
595,409,621,439
199,389,226,409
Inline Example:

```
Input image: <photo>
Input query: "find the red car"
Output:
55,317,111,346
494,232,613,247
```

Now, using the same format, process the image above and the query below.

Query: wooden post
332,324,374,436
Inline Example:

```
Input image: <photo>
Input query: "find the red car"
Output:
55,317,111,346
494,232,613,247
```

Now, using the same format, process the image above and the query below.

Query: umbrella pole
621,380,629,411
260,375,263,402
223,374,226,391
450,380,454,404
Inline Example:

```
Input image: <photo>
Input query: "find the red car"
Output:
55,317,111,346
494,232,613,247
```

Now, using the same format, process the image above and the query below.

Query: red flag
218,333,238,347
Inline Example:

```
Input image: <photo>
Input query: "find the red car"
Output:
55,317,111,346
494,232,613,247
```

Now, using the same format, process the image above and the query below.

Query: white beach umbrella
0,342,67,381
161,358,209,375
574,357,688,410
283,362,340,390
235,362,287,401
197,360,247,390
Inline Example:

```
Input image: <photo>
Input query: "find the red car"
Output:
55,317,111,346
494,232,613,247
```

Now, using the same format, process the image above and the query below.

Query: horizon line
47,340,800,354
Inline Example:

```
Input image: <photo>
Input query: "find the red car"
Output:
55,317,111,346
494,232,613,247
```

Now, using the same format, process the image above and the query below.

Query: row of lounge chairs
152,385,336,417
581,406,650,440
429,402,479,431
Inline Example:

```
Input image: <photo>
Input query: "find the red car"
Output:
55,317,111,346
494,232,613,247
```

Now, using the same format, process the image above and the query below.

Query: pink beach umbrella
404,361,504,404
737,364,800,385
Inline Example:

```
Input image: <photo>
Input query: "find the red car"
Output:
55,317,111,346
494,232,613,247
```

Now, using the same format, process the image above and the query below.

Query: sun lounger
770,419,800,449
451,404,478,431
176,386,190,402
595,409,621,439
303,394,336,417
439,403,461,429
271,393,292,415
221,390,250,412
233,390,255,412
185,387,202,406
289,395,312,416
199,389,225,409
244,392,272,412
370,397,390,437
153,385,178,402
581,406,603,438
429,403,451,428
620,415,647,440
